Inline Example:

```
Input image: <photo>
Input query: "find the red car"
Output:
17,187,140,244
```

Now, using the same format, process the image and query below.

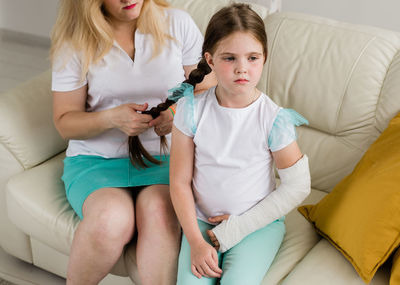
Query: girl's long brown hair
129,3,267,168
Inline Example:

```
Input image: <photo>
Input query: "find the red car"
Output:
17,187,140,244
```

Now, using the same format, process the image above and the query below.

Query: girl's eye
223,56,235,61
249,56,259,61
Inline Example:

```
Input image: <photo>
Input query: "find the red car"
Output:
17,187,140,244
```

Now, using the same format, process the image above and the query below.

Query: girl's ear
204,52,214,69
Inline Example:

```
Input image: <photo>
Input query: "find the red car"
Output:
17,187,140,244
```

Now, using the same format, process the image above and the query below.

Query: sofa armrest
0,70,67,262
0,70,67,170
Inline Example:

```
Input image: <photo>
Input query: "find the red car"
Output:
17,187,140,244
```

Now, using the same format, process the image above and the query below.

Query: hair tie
167,82,194,102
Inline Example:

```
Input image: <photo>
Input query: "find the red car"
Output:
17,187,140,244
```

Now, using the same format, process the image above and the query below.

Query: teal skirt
62,155,170,219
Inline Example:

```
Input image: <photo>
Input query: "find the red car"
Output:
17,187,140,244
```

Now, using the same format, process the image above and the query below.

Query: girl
51,0,214,284
170,4,311,284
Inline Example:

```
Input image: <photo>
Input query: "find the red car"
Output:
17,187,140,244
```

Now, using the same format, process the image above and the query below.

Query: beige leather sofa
1,0,400,284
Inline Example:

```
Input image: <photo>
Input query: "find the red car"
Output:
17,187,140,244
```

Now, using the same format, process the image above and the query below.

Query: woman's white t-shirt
52,8,203,158
174,87,292,222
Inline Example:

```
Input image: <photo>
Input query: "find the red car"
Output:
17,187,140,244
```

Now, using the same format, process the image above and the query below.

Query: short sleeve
173,96,196,137
268,108,309,152
169,9,203,66
51,45,87,92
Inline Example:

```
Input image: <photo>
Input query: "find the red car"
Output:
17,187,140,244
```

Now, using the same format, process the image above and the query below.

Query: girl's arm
170,125,222,278
272,140,303,169
209,141,311,252
53,85,152,140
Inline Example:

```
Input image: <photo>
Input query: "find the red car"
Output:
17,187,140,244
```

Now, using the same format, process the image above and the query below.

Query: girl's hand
149,108,174,136
107,103,152,136
190,240,222,279
207,214,230,251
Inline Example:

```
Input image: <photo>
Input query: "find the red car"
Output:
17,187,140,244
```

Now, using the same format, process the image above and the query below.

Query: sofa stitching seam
0,141,25,169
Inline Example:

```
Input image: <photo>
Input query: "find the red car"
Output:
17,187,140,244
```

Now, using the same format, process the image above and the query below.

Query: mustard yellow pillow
391,249,400,285
298,112,400,283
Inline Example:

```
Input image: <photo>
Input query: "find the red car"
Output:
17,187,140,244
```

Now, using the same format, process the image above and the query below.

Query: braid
185,57,211,87
128,57,211,168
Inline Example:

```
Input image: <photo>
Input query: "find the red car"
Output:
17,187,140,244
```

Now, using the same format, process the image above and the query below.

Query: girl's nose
235,66,247,74
235,59,247,74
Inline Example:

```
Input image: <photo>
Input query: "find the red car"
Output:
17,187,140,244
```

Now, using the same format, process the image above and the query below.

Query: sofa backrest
264,13,400,192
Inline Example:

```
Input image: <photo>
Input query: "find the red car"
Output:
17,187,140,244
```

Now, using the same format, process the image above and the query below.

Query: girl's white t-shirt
174,87,289,222
52,8,203,158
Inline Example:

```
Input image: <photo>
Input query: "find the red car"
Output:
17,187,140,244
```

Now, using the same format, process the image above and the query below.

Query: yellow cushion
391,249,400,285
298,112,400,283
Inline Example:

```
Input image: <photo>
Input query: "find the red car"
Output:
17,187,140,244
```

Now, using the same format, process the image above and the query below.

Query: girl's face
205,31,265,99
102,0,144,24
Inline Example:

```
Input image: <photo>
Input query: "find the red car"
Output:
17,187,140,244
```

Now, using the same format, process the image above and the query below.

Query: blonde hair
50,0,171,80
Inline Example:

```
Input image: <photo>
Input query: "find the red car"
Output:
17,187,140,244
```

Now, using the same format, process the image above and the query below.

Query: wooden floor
0,29,50,94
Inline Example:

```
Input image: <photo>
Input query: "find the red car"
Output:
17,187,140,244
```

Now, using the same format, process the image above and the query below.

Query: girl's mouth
123,3,137,10
235,79,249,84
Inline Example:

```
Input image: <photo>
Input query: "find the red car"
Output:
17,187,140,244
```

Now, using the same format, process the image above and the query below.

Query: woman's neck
112,19,137,38
113,21,137,59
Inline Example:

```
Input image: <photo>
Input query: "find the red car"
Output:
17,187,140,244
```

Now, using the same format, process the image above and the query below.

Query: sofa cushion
298,112,400,283
281,239,390,285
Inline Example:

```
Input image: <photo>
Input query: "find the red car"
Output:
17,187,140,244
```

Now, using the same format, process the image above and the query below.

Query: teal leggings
177,218,286,285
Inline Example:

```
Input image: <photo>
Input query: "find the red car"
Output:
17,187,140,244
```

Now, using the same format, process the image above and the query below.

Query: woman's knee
136,185,179,233
82,188,135,246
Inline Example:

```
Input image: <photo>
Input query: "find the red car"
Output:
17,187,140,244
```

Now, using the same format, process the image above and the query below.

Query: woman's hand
207,214,230,251
190,240,222,279
149,107,174,136
107,103,153,136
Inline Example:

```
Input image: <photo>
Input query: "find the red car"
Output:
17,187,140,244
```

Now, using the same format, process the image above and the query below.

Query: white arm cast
211,155,311,252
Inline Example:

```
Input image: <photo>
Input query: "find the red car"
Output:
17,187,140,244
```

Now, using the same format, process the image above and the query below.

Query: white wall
0,0,58,38
282,0,400,32
0,0,399,39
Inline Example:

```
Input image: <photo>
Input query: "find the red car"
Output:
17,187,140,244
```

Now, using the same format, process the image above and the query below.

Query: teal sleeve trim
268,108,308,152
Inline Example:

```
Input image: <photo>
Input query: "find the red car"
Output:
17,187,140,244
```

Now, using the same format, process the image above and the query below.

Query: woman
50,0,215,284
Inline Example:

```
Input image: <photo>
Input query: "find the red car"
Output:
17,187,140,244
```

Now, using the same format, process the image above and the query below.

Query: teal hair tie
167,82,197,134
167,82,194,102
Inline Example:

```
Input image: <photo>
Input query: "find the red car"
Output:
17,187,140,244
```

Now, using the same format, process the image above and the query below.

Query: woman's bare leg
66,188,135,285
135,185,181,285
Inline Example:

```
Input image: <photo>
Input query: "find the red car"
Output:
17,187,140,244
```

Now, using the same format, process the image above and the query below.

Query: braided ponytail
186,58,211,86
128,57,211,168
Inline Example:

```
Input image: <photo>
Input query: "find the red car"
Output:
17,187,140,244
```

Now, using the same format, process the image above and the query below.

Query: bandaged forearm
212,155,311,252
